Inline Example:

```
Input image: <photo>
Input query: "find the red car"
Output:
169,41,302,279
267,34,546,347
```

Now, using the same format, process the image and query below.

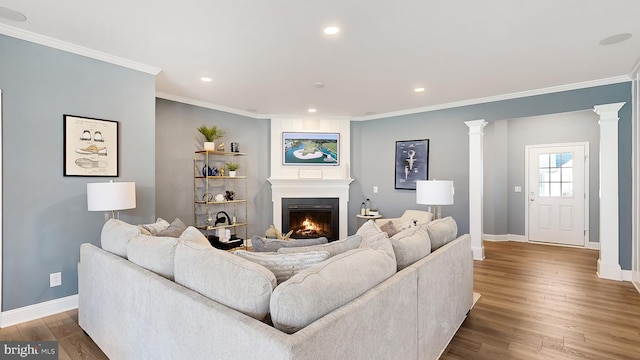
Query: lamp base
428,206,443,219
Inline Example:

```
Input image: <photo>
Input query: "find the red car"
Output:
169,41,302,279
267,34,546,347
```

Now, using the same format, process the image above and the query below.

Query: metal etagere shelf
194,150,248,250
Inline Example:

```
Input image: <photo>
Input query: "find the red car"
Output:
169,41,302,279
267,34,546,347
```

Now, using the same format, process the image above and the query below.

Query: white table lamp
416,180,454,219
87,181,136,219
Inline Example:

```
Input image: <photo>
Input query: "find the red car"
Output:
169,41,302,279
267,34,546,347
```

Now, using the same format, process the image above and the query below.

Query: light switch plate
514,186,522,193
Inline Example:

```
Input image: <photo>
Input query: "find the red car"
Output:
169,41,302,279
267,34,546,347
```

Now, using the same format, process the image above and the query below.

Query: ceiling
1,1,639,119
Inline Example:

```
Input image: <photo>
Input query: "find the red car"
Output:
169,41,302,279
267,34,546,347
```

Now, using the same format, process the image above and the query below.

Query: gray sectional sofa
78,217,473,360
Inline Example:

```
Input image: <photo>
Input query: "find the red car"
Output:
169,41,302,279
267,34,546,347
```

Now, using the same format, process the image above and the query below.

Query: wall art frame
63,114,119,177
282,132,340,166
395,139,429,190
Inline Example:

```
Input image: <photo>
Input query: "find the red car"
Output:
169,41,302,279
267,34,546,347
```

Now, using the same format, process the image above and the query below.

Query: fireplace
282,198,339,241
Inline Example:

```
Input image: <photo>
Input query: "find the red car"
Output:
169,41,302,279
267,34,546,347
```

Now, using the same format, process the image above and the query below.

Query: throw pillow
179,226,212,249
270,245,397,334
174,242,276,321
379,221,399,237
250,236,328,252
140,218,171,236
390,225,431,270
277,235,362,257
234,250,330,284
127,234,179,280
101,218,144,258
157,218,187,238
426,216,458,251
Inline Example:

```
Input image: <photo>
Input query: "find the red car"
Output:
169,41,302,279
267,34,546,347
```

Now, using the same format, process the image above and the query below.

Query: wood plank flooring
1,240,638,359
441,241,640,360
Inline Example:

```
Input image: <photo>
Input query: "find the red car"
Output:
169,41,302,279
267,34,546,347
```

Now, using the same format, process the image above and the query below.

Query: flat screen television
282,132,339,166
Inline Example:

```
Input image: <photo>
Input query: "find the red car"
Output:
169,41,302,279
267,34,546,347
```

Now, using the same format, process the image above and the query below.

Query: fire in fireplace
282,198,339,241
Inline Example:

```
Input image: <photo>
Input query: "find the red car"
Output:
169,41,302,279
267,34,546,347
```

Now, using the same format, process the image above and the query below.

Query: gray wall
351,82,632,269
0,35,156,311
155,99,272,238
506,111,600,240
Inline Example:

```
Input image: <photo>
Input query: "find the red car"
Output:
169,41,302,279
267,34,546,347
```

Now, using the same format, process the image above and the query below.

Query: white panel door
527,144,586,246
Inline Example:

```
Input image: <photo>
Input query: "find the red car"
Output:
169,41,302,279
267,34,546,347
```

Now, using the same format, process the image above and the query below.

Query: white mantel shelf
268,178,354,189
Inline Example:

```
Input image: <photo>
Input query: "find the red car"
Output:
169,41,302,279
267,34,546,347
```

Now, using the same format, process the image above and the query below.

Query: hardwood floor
0,309,107,360
441,241,640,360
1,241,638,359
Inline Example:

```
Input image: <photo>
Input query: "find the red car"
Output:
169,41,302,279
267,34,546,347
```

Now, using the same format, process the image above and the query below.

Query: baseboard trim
587,242,601,250
1,294,78,328
483,234,526,242
621,270,633,282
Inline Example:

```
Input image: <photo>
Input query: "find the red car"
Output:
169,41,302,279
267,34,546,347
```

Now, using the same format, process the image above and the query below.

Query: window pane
562,168,573,182
561,153,573,167
562,183,573,197
539,183,549,197
551,153,561,167
550,183,561,197
539,169,550,182
550,168,561,182
539,154,549,168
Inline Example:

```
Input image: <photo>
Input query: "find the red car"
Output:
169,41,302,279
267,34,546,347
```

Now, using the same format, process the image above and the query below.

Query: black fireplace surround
282,198,339,241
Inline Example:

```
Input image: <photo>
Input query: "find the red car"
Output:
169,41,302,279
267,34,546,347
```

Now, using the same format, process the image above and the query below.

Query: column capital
464,119,488,129
593,102,625,123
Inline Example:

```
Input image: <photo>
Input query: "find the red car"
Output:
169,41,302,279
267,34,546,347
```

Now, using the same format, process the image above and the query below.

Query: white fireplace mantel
268,178,354,239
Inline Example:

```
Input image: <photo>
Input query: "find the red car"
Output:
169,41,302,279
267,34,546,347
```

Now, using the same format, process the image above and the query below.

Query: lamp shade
416,180,454,205
87,181,136,211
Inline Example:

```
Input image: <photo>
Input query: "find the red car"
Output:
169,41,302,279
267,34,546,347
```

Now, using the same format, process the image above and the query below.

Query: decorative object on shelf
282,132,339,166
202,193,213,202
206,208,213,226
225,190,235,201
370,208,379,216
364,198,371,215
64,114,119,177
395,139,429,190
416,180,454,219
87,180,136,219
214,193,225,202
214,211,232,227
230,142,239,152
226,162,240,177
202,165,212,177
210,166,220,176
197,124,225,151
360,202,366,215
218,143,225,152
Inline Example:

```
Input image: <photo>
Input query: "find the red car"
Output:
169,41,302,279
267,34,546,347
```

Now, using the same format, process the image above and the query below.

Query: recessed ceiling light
414,87,425,93
599,33,632,46
308,108,317,113
0,6,26,21
324,26,340,35
200,77,212,82
314,82,325,89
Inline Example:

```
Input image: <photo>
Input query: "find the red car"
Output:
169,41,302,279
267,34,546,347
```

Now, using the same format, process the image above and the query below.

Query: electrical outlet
373,186,378,193
50,272,62,287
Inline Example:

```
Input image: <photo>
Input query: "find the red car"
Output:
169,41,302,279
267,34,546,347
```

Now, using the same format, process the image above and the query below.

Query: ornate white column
465,120,487,260
594,102,625,280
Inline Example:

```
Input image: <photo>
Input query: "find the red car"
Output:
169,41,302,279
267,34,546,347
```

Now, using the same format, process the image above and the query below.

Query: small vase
229,171,237,177
204,142,215,151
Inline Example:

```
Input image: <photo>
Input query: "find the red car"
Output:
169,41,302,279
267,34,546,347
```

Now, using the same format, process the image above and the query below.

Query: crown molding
352,75,632,121
156,92,270,119
0,24,160,75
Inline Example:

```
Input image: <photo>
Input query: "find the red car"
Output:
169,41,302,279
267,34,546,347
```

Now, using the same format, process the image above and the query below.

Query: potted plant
197,125,225,151
226,162,240,177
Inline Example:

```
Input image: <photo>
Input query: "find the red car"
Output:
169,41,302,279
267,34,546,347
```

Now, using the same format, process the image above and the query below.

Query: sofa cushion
426,216,458,251
390,225,431,270
101,219,145,258
270,243,397,334
127,234,178,280
250,236,328,252
174,242,276,321
140,218,171,235
234,250,330,284
356,220,389,247
179,226,212,248
156,218,187,238
276,235,362,257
